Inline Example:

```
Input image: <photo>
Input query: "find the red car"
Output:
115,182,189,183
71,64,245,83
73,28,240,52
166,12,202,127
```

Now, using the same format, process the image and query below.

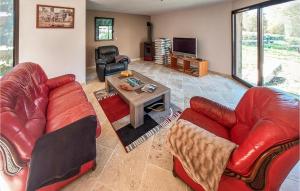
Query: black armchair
95,45,130,81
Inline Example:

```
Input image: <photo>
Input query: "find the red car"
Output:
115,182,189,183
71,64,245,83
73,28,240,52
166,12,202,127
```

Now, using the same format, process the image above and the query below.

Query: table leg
130,103,144,128
105,80,110,92
164,91,171,112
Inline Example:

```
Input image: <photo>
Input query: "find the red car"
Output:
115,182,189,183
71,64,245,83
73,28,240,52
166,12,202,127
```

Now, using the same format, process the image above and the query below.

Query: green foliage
267,23,285,35
0,64,12,76
283,2,300,37
241,32,300,51
95,18,113,40
0,0,14,76
241,1,300,38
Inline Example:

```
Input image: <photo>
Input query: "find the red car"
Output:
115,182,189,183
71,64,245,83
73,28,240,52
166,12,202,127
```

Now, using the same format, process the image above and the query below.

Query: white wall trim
87,57,141,70
131,57,141,62
87,65,96,69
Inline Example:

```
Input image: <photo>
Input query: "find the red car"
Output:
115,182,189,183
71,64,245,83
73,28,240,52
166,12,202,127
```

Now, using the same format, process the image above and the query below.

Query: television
173,37,197,57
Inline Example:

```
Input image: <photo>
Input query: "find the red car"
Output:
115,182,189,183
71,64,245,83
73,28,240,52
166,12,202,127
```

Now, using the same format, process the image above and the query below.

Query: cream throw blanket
167,119,237,191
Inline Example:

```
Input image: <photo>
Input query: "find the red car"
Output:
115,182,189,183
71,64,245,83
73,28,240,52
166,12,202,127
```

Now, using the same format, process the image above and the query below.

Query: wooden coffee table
105,71,171,128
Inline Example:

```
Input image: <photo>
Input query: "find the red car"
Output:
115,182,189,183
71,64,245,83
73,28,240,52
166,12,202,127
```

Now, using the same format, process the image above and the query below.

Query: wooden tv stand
166,54,208,77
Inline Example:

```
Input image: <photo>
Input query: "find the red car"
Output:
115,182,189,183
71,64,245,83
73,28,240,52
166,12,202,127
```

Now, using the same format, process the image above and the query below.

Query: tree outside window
0,0,17,77
95,17,114,41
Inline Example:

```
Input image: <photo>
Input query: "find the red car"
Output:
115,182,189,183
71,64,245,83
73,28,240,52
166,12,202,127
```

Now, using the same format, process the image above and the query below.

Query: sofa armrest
118,60,129,71
46,74,75,90
115,55,130,65
190,96,236,128
96,58,107,65
27,115,97,191
224,119,299,190
0,136,26,176
226,120,299,179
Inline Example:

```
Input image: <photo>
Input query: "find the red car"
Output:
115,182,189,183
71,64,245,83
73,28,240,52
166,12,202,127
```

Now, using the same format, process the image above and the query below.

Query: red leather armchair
0,63,101,191
174,87,299,191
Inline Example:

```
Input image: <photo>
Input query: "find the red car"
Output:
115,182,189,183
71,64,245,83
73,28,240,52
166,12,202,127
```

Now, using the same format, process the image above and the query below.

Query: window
0,0,18,76
232,0,300,96
95,17,114,41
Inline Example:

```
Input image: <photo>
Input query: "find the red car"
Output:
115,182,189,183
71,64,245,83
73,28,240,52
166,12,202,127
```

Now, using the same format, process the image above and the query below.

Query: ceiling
86,0,231,15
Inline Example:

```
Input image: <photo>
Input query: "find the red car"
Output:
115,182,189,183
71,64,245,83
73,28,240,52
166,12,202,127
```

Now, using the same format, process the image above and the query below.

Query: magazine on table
142,84,157,93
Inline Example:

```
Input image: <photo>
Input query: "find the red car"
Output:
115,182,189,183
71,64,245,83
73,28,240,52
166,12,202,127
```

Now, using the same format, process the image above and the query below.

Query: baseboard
208,70,232,79
131,58,141,62
87,65,96,70
87,58,141,70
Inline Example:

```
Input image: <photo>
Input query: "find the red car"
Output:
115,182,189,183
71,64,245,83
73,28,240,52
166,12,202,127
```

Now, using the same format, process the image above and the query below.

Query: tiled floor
63,61,299,191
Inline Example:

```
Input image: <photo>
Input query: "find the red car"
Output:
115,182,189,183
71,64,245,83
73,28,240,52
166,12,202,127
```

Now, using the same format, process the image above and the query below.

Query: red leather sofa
174,87,299,191
0,63,101,191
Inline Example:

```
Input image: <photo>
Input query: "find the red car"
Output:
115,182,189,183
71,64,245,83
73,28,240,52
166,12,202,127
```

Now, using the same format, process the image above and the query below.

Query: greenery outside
95,18,113,40
237,1,300,96
0,0,14,77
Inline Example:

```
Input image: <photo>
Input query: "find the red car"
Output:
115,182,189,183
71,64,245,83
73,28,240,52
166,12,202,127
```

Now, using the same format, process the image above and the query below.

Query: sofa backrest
96,45,119,64
236,87,298,134
0,63,49,161
227,87,299,174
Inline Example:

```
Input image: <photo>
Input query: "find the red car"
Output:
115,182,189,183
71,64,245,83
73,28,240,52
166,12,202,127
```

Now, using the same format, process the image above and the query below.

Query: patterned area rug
94,89,181,152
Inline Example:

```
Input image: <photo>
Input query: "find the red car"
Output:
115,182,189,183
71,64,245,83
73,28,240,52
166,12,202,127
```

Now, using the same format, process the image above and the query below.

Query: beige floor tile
91,181,114,191
98,138,153,191
76,61,299,191
61,175,84,191
139,164,187,191
147,148,173,172
186,186,194,191
148,128,173,171
87,145,114,179
62,173,97,191
96,124,120,149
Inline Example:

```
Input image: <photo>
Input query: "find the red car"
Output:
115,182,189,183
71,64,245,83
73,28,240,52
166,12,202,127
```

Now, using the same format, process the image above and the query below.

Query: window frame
231,0,294,88
13,0,19,66
94,17,114,41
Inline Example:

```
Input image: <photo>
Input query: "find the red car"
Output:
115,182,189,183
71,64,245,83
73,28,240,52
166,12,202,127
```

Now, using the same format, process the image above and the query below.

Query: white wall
232,0,268,9
151,2,233,75
19,0,86,83
86,11,150,68
151,0,269,75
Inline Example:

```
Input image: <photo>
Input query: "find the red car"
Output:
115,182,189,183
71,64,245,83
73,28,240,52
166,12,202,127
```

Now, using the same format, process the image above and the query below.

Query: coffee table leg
130,103,144,128
105,80,110,92
164,91,171,112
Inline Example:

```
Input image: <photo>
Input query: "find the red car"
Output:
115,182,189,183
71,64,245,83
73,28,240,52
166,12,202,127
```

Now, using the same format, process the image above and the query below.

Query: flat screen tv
173,37,197,57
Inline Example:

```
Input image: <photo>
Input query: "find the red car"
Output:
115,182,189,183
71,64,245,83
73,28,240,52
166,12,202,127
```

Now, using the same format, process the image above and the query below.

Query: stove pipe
147,22,153,43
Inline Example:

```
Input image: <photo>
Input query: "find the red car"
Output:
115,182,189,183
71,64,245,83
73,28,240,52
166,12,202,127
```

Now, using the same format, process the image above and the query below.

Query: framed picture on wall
36,5,75,28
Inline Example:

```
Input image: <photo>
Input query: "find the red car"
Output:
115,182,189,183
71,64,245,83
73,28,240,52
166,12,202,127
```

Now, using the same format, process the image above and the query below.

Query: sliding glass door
234,9,258,85
262,1,300,95
232,0,300,95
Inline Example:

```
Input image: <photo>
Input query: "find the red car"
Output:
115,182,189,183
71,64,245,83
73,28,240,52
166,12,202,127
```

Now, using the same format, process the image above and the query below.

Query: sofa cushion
46,102,95,133
48,81,82,100
46,101,101,137
179,108,229,139
47,89,88,120
47,86,101,137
